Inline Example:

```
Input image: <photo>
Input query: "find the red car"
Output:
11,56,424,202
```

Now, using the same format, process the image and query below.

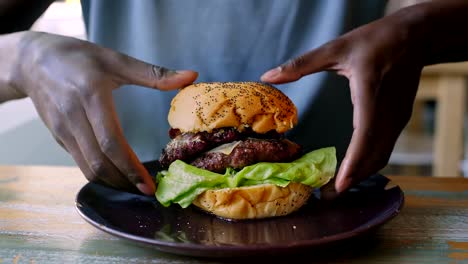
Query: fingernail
261,67,281,80
175,70,199,82
136,183,154,195
159,69,179,78
175,70,195,75
167,69,179,75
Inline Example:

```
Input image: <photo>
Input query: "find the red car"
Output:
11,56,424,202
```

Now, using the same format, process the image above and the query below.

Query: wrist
382,3,434,68
390,1,468,65
0,31,31,102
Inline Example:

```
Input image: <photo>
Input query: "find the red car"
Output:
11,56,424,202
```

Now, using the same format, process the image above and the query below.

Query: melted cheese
206,141,241,155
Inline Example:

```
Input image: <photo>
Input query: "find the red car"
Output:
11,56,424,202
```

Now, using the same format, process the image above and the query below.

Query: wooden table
1,166,467,264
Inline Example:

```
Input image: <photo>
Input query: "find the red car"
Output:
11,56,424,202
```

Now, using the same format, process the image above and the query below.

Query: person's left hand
261,12,423,193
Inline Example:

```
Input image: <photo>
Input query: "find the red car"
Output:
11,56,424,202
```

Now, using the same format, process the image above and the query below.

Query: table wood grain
0,166,467,264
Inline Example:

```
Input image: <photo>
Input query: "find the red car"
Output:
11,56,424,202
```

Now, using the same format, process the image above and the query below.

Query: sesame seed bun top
168,82,298,134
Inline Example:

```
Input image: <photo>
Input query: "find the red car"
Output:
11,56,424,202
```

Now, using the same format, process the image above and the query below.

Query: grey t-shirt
81,0,386,162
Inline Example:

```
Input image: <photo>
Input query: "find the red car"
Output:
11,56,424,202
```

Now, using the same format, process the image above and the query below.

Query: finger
82,91,156,195
57,130,123,189
33,100,99,185
335,70,379,193
52,135,68,152
320,178,340,201
65,102,139,192
56,131,99,186
33,91,141,193
260,40,343,84
109,52,198,90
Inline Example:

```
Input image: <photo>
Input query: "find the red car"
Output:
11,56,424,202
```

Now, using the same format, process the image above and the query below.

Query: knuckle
73,76,103,101
56,99,77,118
71,75,92,91
151,65,171,80
77,85,96,102
89,159,107,177
98,136,118,155
285,56,306,71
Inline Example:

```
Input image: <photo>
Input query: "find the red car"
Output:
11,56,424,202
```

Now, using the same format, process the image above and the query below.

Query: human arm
0,0,199,195
0,0,55,101
0,31,198,195
261,0,468,192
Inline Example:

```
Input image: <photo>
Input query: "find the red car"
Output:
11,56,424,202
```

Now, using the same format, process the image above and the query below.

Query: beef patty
190,138,301,173
159,128,300,172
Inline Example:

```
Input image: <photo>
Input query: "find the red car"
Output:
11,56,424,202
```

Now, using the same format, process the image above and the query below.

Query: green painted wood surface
0,166,467,263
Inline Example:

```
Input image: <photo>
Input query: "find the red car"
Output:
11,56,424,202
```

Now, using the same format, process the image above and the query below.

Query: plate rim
75,175,405,257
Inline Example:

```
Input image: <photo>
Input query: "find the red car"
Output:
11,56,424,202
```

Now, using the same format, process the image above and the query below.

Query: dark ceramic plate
75,162,404,258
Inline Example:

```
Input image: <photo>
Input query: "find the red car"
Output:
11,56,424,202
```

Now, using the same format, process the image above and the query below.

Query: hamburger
155,82,336,220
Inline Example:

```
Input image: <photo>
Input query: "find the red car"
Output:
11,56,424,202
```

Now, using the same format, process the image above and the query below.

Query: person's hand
10,32,198,195
261,12,423,193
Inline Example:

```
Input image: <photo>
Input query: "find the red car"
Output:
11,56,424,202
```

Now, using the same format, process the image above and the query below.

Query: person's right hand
10,32,198,195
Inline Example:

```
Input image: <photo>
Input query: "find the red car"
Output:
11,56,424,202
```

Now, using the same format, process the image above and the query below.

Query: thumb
112,53,198,90
261,40,341,84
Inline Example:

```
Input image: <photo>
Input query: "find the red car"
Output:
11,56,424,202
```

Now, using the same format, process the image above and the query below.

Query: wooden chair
384,0,467,177
389,62,468,177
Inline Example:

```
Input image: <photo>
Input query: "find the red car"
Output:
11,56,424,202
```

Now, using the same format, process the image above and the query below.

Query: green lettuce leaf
155,146,336,208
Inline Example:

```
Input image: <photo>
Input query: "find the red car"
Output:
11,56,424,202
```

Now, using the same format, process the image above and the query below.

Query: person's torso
81,0,386,162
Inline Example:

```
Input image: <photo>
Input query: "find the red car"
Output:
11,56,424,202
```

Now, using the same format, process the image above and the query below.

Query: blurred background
0,0,84,166
1,0,467,178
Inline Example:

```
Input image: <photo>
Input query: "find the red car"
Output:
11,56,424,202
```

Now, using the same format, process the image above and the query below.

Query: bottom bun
192,183,313,220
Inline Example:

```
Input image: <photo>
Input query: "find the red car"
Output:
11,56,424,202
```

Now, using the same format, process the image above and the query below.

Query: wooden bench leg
433,76,466,177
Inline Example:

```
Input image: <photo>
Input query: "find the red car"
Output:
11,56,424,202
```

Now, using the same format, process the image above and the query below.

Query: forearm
0,0,54,33
395,0,468,65
0,32,27,103
0,0,54,102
